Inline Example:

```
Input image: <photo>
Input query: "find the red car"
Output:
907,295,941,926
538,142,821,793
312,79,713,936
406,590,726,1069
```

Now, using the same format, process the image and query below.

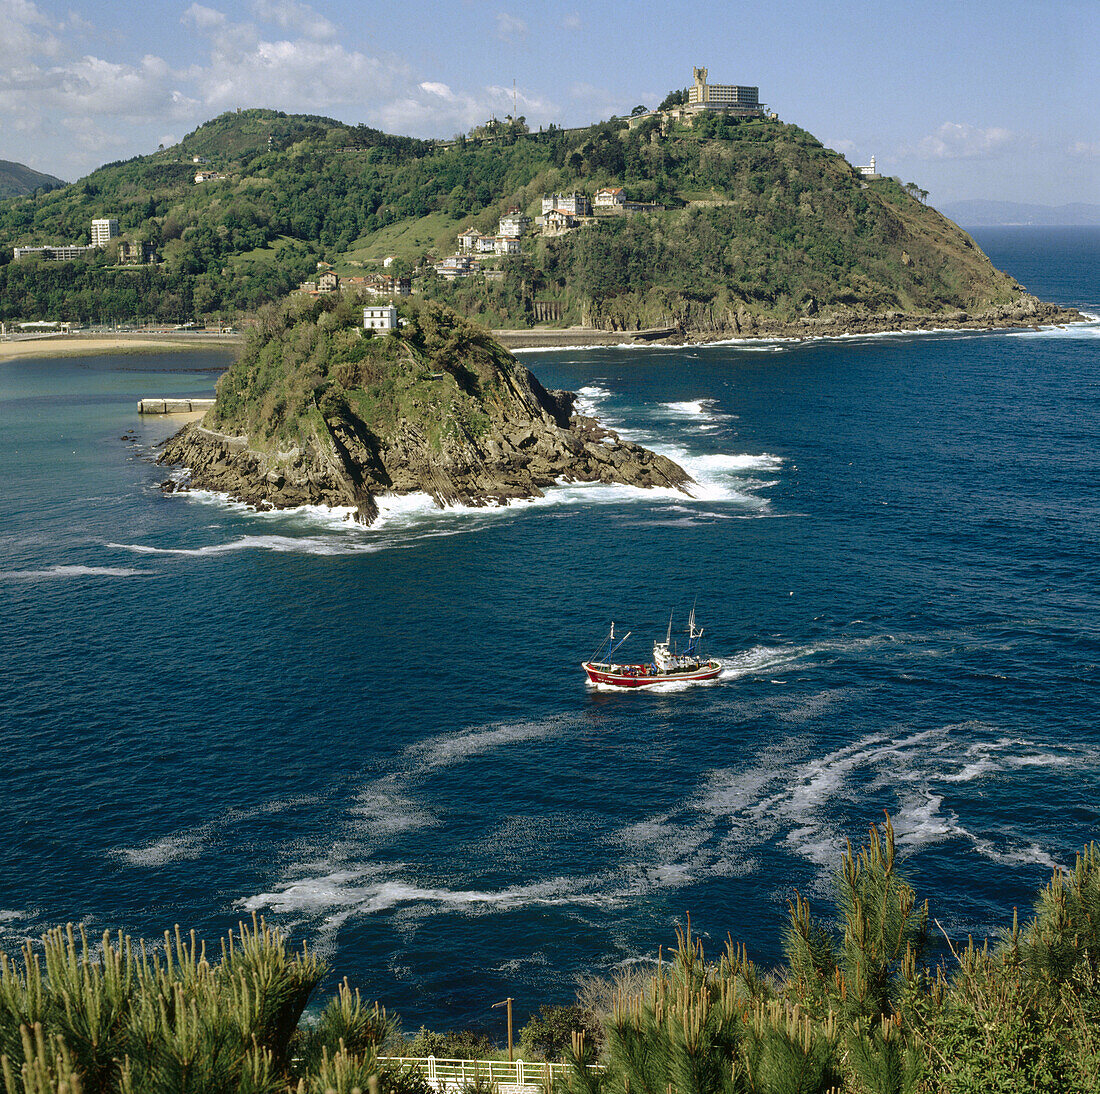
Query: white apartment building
91,219,119,247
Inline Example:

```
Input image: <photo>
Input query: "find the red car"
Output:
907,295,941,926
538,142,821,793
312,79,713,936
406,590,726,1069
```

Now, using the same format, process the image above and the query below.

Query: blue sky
3,0,1098,205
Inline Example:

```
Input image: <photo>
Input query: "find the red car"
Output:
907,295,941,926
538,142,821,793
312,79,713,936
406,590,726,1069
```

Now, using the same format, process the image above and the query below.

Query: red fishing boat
582,609,722,688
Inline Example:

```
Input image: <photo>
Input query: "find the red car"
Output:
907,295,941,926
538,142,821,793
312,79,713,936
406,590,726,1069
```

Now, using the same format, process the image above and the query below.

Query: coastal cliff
159,297,689,523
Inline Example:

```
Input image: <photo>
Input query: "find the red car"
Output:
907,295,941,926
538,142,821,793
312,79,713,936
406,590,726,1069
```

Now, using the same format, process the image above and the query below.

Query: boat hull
581,660,723,688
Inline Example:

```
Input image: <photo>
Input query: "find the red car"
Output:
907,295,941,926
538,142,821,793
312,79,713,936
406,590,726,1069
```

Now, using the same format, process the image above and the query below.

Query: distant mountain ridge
0,159,66,200
942,200,1100,226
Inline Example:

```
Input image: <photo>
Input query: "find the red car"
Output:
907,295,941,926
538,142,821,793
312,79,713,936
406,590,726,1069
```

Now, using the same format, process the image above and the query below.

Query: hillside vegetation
0,160,65,202
2,822,1099,1094
0,107,1071,332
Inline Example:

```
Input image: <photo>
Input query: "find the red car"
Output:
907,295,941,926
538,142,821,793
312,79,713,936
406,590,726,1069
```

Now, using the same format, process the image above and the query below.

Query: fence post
427,1055,436,1082
517,1058,524,1087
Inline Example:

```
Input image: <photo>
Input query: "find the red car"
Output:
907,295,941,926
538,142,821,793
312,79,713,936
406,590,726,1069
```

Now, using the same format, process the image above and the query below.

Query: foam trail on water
605,718,1084,893
0,565,154,580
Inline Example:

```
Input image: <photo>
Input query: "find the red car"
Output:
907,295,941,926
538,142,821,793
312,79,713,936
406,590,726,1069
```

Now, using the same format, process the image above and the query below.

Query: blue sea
1,227,1097,1034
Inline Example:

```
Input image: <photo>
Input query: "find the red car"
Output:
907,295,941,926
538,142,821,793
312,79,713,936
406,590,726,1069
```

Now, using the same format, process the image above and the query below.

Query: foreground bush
0,917,426,1094
563,819,1100,1094
3,824,1099,1093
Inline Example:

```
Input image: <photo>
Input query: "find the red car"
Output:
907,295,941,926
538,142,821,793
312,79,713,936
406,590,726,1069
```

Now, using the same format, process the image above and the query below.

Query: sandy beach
0,332,243,362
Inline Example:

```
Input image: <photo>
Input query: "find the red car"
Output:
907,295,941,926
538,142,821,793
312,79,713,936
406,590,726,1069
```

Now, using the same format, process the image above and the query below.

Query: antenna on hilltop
513,78,517,120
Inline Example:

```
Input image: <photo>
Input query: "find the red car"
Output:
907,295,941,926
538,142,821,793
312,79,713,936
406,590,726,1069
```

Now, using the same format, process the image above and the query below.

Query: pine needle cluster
565,818,1100,1094
0,916,425,1094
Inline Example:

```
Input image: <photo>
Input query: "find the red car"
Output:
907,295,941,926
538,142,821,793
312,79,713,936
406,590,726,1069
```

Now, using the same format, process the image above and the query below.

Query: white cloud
826,138,857,155
378,82,556,137
0,0,60,67
1069,139,1100,158
419,81,456,101
182,4,227,31
913,122,1015,160
197,37,405,114
495,11,527,41
251,0,335,41
563,12,582,30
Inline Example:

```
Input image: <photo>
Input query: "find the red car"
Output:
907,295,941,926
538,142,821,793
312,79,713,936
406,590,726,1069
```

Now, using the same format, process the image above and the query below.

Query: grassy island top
2,821,1099,1094
212,297,522,454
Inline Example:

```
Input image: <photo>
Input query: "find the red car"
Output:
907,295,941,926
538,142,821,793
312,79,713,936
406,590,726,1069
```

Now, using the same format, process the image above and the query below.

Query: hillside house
435,255,479,280
498,208,531,238
458,228,484,252
537,209,579,234
541,192,592,217
363,305,398,331
363,274,411,296
318,270,340,292
494,236,521,255
857,156,879,178
594,187,625,207
118,241,158,264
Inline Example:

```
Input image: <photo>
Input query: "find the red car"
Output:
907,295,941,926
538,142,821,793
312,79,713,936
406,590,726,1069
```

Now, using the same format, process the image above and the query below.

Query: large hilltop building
686,67,764,117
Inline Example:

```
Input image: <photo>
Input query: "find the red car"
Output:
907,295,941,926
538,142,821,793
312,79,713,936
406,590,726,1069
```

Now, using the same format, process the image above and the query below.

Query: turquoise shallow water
1,228,1098,1033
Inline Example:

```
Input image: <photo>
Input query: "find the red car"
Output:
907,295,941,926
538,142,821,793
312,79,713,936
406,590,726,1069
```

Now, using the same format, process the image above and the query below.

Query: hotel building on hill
687,67,764,116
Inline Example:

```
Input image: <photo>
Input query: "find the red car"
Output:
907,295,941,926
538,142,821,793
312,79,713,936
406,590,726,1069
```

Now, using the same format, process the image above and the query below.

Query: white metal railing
378,1055,574,1091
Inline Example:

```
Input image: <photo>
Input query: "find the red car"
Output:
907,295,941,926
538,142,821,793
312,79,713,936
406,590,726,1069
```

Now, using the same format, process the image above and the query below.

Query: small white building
594,187,625,207
857,156,878,178
383,255,397,268
363,305,398,331
494,236,521,255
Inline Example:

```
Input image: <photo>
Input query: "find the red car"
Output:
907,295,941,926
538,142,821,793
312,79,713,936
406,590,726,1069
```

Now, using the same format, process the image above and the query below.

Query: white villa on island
363,304,398,331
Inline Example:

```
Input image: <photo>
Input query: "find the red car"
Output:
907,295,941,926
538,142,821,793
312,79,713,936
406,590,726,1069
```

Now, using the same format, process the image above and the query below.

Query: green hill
0,108,1078,332
0,158,65,200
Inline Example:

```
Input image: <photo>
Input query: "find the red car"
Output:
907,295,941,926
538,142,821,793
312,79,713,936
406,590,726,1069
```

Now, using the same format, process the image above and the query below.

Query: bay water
1,227,1097,1033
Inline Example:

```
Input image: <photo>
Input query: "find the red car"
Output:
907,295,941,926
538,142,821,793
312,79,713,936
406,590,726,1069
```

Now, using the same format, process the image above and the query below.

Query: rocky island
159,297,690,523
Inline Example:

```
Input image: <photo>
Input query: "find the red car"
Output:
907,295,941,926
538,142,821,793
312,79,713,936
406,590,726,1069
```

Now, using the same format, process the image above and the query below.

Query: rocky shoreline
493,295,1086,350
159,379,691,524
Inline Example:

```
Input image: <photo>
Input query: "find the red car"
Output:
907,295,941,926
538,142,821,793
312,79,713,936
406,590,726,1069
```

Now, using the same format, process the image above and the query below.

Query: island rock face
159,298,689,523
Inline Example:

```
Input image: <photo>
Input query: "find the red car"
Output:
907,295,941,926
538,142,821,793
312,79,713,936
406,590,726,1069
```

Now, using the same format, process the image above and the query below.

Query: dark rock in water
158,300,691,524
